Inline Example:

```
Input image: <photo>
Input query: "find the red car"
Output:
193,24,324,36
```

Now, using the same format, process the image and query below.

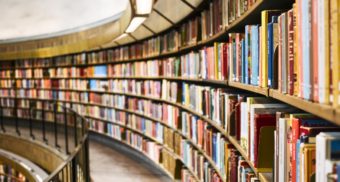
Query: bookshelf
1,0,339,181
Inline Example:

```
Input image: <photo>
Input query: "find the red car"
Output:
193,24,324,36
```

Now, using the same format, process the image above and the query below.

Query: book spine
261,11,269,88
278,15,283,92
268,22,273,88
293,4,300,97
245,26,249,84
330,0,340,108
318,0,330,104
312,0,319,102
301,0,312,101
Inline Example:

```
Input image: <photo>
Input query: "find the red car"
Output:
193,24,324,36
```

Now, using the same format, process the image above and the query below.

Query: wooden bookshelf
227,136,266,175
228,81,269,96
0,0,331,181
336,109,340,125
269,89,336,124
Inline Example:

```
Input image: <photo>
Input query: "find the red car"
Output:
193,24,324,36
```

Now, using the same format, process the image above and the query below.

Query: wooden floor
89,140,172,182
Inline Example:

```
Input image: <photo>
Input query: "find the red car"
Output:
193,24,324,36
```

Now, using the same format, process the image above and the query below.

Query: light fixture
125,17,146,33
113,33,128,41
136,0,153,15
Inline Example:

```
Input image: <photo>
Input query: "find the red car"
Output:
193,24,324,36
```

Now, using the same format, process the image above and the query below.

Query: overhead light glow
136,0,153,15
125,17,146,33
114,33,128,41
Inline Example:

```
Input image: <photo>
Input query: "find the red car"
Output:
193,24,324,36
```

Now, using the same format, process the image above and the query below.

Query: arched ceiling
0,0,204,60
0,0,128,41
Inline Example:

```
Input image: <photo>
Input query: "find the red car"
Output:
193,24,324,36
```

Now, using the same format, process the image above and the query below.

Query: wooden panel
143,11,172,33
115,34,135,45
185,0,203,7
0,134,65,173
131,26,154,40
153,0,192,23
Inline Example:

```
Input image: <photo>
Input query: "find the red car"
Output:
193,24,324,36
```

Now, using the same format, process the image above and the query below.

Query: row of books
1,55,85,69
6,88,340,181
227,3,340,107
0,79,88,90
3,45,227,80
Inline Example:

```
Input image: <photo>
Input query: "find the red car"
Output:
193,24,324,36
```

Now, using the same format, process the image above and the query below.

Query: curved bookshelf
1,0,335,181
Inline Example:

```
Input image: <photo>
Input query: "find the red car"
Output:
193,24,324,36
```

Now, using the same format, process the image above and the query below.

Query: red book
299,126,340,137
222,43,229,80
229,149,239,182
291,117,333,181
235,100,241,140
197,119,204,147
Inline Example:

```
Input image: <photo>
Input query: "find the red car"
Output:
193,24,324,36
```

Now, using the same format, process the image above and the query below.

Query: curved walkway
89,136,172,182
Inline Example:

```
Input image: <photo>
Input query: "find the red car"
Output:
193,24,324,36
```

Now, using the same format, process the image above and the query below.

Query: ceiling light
125,17,146,33
114,33,128,41
136,0,153,15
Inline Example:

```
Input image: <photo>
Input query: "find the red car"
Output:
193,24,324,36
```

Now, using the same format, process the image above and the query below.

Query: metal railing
0,100,90,182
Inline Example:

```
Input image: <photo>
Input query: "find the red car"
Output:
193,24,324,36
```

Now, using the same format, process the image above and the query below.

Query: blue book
191,116,197,143
296,139,301,182
89,80,98,90
268,16,278,88
52,90,58,99
251,25,259,86
212,133,217,163
241,39,246,83
182,83,186,104
301,0,312,100
94,65,107,77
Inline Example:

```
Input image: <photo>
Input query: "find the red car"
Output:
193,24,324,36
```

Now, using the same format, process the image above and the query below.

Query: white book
240,102,249,154
317,0,330,104
316,132,340,182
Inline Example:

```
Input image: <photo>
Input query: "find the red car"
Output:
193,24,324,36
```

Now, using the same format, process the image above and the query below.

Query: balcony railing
0,100,90,182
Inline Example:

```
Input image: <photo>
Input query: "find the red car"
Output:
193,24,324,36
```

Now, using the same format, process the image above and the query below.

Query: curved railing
0,100,90,182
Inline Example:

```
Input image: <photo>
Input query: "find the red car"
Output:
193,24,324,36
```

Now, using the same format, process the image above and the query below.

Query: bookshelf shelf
228,81,269,96
269,89,336,124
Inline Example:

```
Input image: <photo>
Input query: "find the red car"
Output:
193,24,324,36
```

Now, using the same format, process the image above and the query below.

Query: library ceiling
0,0,128,41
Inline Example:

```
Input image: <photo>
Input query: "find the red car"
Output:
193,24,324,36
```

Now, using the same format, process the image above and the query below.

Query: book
261,10,281,88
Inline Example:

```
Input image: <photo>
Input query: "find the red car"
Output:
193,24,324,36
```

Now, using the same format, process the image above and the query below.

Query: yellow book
330,0,340,107
214,42,219,80
300,144,316,182
261,10,281,88
318,0,331,104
